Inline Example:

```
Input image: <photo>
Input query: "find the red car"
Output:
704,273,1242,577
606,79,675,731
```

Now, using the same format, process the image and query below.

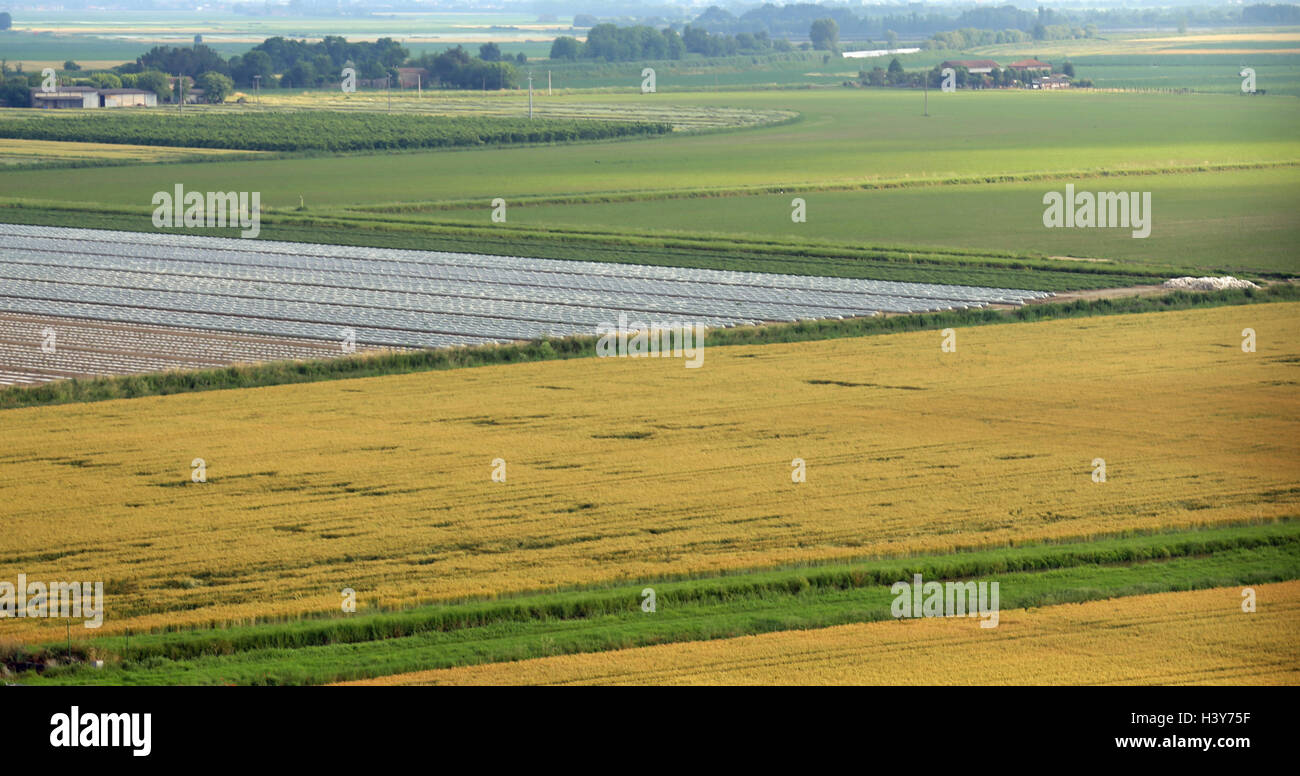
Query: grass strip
13,524,1297,685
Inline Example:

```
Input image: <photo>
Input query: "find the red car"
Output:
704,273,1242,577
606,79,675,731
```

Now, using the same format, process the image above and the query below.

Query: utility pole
417,73,421,98
548,70,552,95
527,70,533,119
253,74,260,105
177,73,182,115
386,75,391,111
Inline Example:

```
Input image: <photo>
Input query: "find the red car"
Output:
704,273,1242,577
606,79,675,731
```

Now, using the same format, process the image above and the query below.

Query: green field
3,88,1295,283
428,166,1300,273
4,90,1296,206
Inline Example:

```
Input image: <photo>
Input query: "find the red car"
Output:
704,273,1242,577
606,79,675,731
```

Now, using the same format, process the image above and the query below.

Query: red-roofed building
1008,59,1051,72
396,68,430,89
941,59,999,74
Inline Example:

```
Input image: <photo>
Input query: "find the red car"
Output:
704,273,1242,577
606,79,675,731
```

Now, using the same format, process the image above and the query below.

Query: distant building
32,86,100,109
941,59,999,75
395,67,430,89
98,89,157,108
1033,74,1071,89
1008,59,1051,73
842,47,921,59
34,86,162,109
165,77,206,103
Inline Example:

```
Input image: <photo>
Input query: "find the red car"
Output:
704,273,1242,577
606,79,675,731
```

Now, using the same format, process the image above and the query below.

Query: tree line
691,3,1298,38
549,23,793,62
0,36,530,108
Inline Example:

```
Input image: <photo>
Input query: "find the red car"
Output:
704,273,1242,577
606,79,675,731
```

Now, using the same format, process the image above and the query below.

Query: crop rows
0,111,673,152
0,225,1052,357
1,303,1294,641
0,312,388,386
245,95,798,132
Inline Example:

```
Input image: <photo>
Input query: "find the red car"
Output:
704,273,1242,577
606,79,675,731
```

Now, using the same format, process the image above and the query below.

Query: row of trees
692,3,1291,38
925,23,1099,51
116,37,519,92
124,38,406,89
550,23,794,62
1243,4,1300,23
408,47,519,90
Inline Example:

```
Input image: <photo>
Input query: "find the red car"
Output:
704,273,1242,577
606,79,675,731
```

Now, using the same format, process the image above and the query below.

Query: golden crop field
340,581,1300,686
1,303,1298,642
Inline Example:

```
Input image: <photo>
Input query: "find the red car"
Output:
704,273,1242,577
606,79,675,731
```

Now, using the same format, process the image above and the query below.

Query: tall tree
549,36,580,61
810,18,839,52
197,71,234,102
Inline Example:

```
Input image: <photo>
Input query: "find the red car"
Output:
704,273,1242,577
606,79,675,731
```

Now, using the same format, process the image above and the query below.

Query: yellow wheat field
1,303,1298,641
340,581,1300,685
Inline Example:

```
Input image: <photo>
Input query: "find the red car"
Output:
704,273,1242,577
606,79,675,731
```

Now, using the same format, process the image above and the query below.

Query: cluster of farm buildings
31,76,219,109
941,58,1072,88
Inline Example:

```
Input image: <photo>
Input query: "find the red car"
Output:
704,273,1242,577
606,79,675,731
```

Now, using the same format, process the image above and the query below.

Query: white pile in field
1162,276,1259,291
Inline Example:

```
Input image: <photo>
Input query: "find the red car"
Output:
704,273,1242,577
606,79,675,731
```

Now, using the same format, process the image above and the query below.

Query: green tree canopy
810,18,840,52
134,70,171,100
197,71,234,102
549,36,581,61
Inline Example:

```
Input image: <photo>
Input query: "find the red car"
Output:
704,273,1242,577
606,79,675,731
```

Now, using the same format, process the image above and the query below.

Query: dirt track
1025,284,1172,305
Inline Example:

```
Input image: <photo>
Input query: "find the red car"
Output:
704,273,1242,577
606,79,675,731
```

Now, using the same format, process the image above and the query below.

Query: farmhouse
32,87,157,109
165,77,205,103
941,59,999,75
32,86,100,109
1033,74,1072,90
396,67,431,88
1008,58,1051,73
98,89,158,108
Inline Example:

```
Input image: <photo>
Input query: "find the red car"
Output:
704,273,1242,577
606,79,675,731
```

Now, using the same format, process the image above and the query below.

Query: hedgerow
0,111,672,152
